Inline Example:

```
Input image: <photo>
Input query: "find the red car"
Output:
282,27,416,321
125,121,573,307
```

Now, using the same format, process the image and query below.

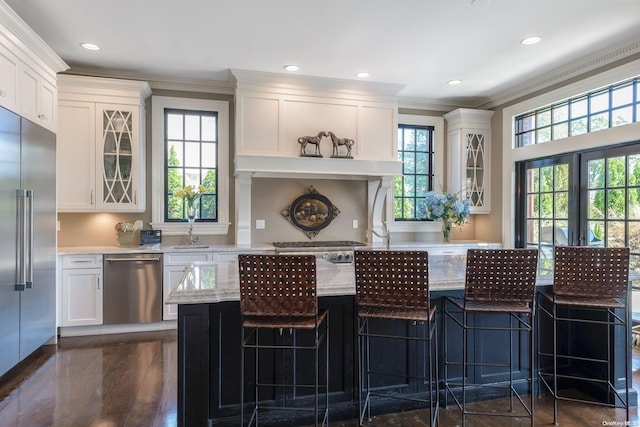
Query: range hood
235,154,402,180
232,69,403,244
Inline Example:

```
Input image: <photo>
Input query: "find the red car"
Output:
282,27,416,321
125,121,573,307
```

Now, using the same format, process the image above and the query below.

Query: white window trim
386,114,444,233
501,59,640,248
150,96,230,235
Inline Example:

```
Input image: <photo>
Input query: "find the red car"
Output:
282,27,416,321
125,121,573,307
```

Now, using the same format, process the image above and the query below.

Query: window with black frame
394,124,435,220
514,76,640,147
164,108,218,222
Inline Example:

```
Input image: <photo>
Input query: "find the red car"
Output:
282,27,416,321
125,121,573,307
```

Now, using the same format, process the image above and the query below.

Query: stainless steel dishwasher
103,253,163,324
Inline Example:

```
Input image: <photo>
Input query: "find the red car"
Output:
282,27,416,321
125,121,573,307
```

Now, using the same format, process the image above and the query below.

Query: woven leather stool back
239,254,318,318
553,246,629,298
465,249,539,303
354,250,429,310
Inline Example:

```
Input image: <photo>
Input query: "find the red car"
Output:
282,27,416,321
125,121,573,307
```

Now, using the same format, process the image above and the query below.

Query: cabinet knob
38,114,46,120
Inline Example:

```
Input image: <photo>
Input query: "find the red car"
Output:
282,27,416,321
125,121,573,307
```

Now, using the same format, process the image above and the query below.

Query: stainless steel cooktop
272,240,366,263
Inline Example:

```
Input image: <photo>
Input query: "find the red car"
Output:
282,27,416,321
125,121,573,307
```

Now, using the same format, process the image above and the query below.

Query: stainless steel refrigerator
0,106,57,377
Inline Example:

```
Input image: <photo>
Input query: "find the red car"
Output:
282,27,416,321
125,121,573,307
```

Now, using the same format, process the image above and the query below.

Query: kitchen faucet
367,223,391,250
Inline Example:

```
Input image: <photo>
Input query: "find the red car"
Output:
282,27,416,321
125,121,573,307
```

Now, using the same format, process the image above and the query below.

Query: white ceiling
5,0,640,106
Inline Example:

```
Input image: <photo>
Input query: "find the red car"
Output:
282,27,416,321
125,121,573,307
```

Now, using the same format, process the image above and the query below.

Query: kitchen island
168,254,635,426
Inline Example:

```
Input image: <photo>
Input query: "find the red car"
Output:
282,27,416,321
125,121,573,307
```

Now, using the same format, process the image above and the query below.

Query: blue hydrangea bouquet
421,191,470,242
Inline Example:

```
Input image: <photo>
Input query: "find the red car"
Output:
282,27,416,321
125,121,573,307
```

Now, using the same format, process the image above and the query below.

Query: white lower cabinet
163,252,213,320
61,255,103,327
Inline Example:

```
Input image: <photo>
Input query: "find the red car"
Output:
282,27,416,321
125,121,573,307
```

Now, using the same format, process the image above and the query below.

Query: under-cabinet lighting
284,65,299,71
447,79,462,85
355,72,370,78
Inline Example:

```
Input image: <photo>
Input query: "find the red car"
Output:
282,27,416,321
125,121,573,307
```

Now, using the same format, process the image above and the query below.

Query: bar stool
238,254,329,426
443,248,538,427
537,246,630,424
354,250,438,427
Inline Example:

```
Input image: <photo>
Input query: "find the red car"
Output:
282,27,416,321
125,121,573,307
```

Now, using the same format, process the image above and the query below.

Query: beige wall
61,52,640,248
251,178,368,244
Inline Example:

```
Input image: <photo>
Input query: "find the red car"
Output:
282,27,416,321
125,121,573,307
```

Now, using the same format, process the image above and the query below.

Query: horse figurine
327,131,355,158
298,131,326,157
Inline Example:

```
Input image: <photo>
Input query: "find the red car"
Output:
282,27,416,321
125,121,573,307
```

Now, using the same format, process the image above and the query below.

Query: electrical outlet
256,219,266,229
135,220,144,230
352,219,359,229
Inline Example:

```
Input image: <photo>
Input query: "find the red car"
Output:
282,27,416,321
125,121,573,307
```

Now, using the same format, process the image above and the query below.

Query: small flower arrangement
422,191,470,225
114,220,136,233
421,191,470,242
173,185,208,207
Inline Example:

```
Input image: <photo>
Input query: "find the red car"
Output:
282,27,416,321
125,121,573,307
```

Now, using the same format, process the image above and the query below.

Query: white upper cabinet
0,43,19,112
0,3,67,130
57,75,151,212
95,103,141,211
19,64,56,131
445,108,495,214
57,101,95,210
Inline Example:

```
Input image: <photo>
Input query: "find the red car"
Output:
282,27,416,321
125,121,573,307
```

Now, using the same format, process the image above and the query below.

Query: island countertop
166,255,557,305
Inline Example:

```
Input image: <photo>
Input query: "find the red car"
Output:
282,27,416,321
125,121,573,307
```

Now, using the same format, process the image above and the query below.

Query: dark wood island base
176,289,636,426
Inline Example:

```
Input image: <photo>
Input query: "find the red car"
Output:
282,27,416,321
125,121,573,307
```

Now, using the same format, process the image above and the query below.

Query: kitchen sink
169,245,211,250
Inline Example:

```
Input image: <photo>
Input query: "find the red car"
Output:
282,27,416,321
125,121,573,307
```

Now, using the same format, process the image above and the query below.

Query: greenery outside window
165,109,218,222
394,124,434,220
151,96,230,235
386,114,443,234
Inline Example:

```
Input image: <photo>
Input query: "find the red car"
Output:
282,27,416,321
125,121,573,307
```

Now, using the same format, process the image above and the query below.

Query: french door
516,142,640,276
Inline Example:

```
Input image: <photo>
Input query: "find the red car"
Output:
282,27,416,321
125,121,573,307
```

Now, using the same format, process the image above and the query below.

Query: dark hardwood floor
0,329,637,426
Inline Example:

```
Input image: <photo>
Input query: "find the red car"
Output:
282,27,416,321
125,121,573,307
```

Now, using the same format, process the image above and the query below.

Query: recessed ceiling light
447,79,462,85
521,36,542,45
355,72,370,78
81,42,101,51
284,65,299,71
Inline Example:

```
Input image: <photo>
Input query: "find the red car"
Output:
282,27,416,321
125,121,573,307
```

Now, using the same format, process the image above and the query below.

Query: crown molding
64,66,235,95
58,74,151,103
398,95,480,112
0,0,68,73
481,33,640,109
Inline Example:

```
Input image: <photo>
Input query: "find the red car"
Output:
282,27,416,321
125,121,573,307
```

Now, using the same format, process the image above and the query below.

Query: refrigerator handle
15,189,27,291
25,190,34,289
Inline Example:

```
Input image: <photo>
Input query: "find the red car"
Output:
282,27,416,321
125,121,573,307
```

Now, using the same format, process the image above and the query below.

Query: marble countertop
58,241,502,255
56,244,275,255
166,255,555,305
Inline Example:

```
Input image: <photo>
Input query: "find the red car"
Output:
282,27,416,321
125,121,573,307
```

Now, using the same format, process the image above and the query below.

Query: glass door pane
102,109,134,204
581,146,640,300
517,156,576,275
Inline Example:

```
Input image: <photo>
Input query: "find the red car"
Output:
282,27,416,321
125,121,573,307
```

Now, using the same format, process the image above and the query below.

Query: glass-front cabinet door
445,108,494,214
95,104,142,211
465,132,487,210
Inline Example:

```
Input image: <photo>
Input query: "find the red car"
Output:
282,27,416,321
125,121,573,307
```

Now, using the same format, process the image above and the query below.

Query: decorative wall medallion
297,131,326,157
281,186,340,239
